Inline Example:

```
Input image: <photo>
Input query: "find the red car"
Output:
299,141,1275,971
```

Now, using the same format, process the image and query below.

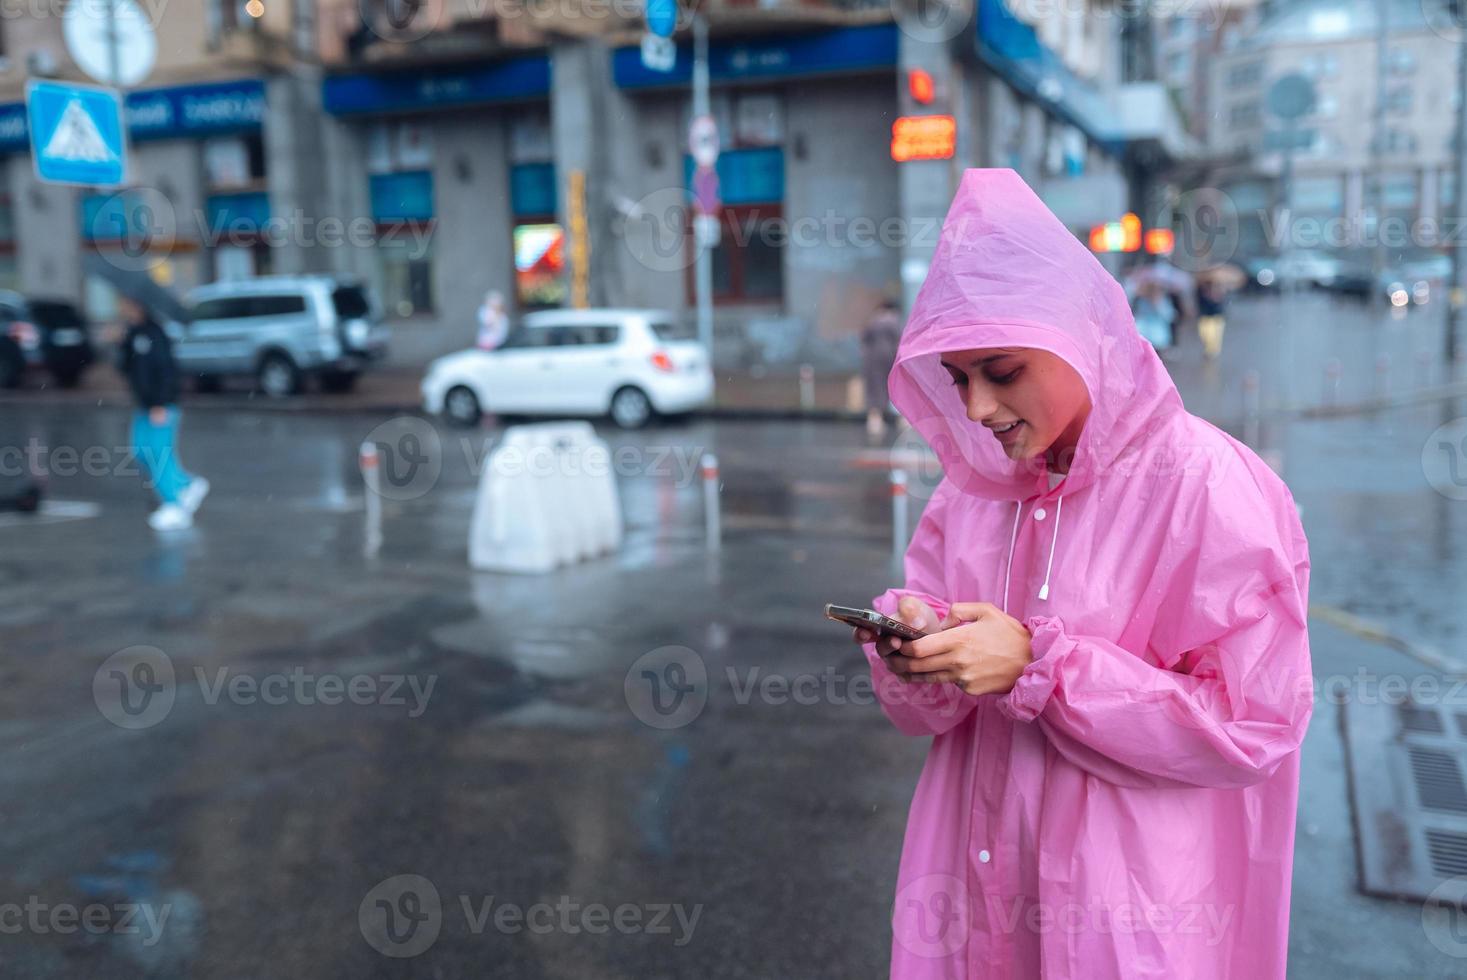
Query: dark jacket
118,316,180,410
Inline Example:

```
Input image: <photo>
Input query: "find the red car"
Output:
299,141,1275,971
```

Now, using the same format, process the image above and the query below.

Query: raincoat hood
890,168,1183,500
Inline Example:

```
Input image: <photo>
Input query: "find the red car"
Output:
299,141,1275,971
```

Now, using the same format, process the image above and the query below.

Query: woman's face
938,347,1092,468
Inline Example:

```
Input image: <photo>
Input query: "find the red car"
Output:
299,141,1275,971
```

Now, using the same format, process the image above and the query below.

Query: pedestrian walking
1130,278,1175,351
117,295,208,531
861,296,904,438
850,170,1311,979
476,290,509,351
1196,275,1229,359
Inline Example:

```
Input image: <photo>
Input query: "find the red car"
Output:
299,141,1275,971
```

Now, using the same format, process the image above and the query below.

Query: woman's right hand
852,596,943,681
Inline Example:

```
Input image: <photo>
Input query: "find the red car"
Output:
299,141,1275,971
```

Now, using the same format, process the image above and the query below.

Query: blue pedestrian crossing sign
26,80,127,187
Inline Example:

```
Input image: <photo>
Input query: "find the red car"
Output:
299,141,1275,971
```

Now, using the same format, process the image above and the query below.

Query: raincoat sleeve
997,502,1312,790
863,483,979,737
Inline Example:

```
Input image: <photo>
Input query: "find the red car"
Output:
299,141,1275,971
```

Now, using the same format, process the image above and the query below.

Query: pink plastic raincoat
865,170,1312,979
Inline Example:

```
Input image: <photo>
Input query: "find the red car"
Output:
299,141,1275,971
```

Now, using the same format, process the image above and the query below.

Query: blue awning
614,24,897,89
975,0,1122,152
323,56,551,115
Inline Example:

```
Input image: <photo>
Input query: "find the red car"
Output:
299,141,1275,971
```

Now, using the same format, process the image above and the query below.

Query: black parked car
0,292,94,388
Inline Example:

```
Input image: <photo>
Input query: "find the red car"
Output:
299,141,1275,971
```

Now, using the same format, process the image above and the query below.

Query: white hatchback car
421,309,713,429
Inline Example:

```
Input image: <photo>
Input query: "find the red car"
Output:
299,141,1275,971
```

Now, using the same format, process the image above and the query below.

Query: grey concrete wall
124,139,209,295
785,75,901,339
9,157,81,300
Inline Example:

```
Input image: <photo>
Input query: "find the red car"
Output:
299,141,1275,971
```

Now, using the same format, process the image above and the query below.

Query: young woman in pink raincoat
851,170,1312,979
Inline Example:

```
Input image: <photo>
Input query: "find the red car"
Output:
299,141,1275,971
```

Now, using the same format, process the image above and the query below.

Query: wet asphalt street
1,297,1466,978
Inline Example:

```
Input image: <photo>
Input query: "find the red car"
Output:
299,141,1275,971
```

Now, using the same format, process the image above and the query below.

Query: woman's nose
965,386,999,423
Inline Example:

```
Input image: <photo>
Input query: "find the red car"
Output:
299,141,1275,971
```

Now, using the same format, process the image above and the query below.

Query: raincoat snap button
1034,508,1047,521
978,849,991,863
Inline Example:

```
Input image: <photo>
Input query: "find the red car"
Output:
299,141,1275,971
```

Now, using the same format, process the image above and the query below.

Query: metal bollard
799,363,815,412
890,468,909,561
1323,358,1342,406
1374,353,1391,399
1242,370,1261,448
701,452,721,552
360,441,383,558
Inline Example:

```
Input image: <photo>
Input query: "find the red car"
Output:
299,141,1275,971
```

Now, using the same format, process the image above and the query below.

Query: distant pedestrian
116,295,208,531
1196,277,1229,359
476,290,509,351
1131,279,1175,351
861,297,904,438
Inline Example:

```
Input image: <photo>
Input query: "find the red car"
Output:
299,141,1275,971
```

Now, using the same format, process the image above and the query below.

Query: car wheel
256,353,300,398
0,342,22,389
320,370,359,394
444,385,482,427
610,385,654,429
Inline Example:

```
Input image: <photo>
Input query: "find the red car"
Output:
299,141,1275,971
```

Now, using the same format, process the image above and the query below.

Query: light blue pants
131,408,194,505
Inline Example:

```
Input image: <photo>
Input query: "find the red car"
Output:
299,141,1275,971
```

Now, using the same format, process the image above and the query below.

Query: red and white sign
688,113,719,169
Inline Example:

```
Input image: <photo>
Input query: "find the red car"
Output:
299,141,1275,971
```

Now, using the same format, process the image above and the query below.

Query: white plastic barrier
469,422,623,573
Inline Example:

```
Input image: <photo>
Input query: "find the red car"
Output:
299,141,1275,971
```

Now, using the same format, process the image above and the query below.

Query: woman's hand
852,596,942,680
886,602,1033,697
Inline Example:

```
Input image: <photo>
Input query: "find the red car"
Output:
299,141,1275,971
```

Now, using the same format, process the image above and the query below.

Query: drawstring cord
1001,503,1022,615
1038,494,1063,601
1001,491,1065,611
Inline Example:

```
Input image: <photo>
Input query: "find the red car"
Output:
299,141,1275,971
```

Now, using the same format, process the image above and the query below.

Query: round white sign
64,0,158,87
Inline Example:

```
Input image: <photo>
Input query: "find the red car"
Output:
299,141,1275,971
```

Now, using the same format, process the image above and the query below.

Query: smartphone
824,604,926,641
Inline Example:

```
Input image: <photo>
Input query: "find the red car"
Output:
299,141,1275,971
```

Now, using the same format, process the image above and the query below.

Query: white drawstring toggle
1037,494,1063,601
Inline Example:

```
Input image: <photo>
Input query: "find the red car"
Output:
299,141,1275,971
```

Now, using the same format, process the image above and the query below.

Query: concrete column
318,114,376,283
11,157,81,299
550,39,638,309
264,69,332,276
896,29,962,313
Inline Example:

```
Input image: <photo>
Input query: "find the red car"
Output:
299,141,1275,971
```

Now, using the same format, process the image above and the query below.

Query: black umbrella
81,252,192,325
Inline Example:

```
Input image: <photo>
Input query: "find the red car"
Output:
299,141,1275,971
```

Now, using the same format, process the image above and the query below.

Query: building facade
0,0,1184,369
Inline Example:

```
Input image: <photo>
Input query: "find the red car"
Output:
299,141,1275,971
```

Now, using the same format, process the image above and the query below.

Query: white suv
421,309,713,429
174,276,389,396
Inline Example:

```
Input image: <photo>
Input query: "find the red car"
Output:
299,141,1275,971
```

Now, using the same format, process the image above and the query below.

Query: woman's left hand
887,603,1033,697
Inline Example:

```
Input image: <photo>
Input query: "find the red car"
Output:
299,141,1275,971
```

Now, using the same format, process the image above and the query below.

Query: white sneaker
179,477,210,515
148,503,193,531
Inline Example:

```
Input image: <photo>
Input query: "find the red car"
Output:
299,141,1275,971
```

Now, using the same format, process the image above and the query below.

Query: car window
498,325,550,349
248,295,308,317
191,297,253,320
332,286,371,319
28,301,84,329
649,319,695,341
572,325,619,346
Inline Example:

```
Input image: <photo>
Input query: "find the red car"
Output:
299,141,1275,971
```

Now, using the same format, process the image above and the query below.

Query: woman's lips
990,420,1025,446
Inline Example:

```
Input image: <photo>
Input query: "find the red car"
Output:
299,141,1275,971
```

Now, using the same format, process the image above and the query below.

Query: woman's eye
986,368,1022,385
947,374,968,387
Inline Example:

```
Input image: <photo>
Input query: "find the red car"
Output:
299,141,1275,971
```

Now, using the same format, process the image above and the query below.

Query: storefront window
380,237,434,318
513,222,566,307
703,205,784,304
